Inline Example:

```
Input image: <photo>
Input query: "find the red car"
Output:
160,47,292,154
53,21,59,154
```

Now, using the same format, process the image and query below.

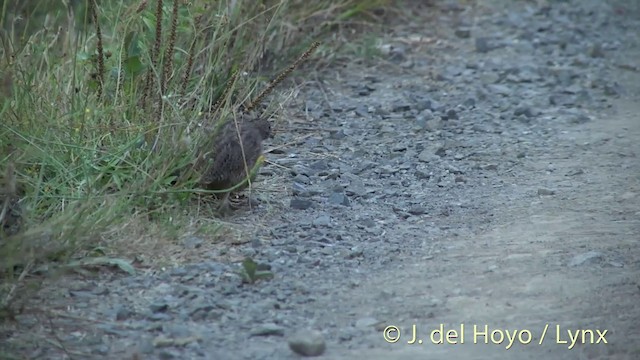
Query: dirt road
3,0,639,359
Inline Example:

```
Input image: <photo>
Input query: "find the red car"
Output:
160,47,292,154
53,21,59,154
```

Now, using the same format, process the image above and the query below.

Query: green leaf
242,257,257,279
124,56,145,76
124,31,142,57
239,257,274,284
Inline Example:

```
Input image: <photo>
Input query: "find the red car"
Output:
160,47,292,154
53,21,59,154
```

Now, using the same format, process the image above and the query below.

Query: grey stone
288,330,326,357
408,206,427,215
115,306,134,321
182,236,204,249
291,198,313,210
312,215,332,227
537,188,556,196
475,37,493,53
455,28,471,38
445,108,458,120
569,251,604,267
149,303,169,313
250,323,286,337
328,192,350,206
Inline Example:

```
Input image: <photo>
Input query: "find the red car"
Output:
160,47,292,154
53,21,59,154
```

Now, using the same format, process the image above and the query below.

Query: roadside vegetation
0,0,389,317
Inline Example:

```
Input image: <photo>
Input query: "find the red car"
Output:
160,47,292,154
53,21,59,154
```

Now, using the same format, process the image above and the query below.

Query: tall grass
0,0,389,314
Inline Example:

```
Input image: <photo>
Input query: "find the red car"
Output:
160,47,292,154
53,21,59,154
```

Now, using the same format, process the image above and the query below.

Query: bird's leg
216,192,232,215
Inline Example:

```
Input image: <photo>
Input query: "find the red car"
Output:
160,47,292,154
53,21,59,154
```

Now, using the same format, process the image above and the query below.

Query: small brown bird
1,162,22,239
199,116,272,213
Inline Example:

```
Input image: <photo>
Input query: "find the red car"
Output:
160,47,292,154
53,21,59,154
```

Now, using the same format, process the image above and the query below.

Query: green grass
0,0,391,314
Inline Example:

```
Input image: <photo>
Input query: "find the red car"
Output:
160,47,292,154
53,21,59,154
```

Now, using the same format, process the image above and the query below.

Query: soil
2,0,639,359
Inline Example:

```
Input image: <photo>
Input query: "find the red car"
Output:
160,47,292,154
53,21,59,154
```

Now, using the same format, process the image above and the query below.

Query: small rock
115,306,134,321
604,82,623,97
158,351,176,360
446,163,463,174
288,330,327,357
488,84,512,96
463,97,476,108
418,150,439,163
588,43,605,58
425,118,443,131
567,112,591,124
292,165,313,177
182,236,204,249
392,103,412,112
607,261,624,268
475,37,493,53
291,182,309,196
415,109,435,128
445,108,458,120
149,303,169,314
566,169,584,176
408,206,427,215
291,198,313,210
569,251,604,267
392,144,407,152
415,169,431,179
514,106,536,118
328,192,350,206
148,313,173,322
309,160,329,172
379,165,400,174
153,335,200,348
418,142,445,162
250,323,286,337
329,129,347,139
455,28,471,38
355,317,381,328
293,174,311,184
312,215,332,227
537,188,555,196
345,175,366,196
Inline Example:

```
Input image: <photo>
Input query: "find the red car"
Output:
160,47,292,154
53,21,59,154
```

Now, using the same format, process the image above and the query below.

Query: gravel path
3,0,639,359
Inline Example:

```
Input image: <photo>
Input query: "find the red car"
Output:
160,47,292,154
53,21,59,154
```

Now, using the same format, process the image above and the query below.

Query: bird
1,162,22,240
198,115,272,213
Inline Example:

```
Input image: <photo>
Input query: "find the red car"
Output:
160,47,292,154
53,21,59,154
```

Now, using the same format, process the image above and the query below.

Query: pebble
313,214,332,227
408,206,427,215
475,37,493,53
455,28,471,38
291,198,313,210
115,306,134,321
328,192,350,206
569,251,604,267
537,188,556,196
182,236,204,249
288,330,327,357
250,323,286,337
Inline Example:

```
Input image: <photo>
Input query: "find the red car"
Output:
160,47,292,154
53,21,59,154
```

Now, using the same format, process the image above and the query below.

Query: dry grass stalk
161,0,180,95
142,0,164,110
89,0,105,99
245,41,320,113
180,14,203,97
136,0,149,14
208,70,239,122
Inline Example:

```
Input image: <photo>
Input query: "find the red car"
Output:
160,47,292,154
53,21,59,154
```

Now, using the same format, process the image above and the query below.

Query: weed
238,257,274,284
0,0,389,320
